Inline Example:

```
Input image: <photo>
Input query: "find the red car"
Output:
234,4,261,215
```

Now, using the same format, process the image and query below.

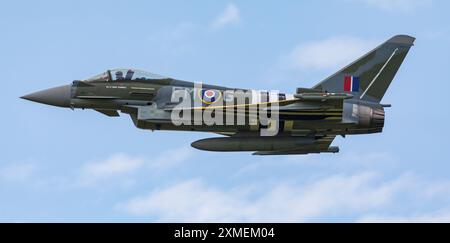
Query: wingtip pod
387,35,416,46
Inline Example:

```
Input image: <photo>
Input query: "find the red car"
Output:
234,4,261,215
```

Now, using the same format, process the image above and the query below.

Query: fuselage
63,69,384,137
21,35,415,155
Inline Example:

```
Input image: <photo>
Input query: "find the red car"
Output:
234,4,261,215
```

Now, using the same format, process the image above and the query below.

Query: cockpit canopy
85,69,168,82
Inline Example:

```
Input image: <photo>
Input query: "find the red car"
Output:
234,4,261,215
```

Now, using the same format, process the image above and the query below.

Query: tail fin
312,35,415,103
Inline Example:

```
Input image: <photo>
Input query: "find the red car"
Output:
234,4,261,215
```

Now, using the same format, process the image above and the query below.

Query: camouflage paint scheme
21,35,415,155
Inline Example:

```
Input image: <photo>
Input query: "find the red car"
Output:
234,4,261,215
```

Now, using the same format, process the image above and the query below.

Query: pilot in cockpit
115,71,124,80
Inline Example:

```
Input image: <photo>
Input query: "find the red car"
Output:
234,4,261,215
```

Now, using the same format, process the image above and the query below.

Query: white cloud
353,0,432,12
286,36,377,71
149,147,193,172
211,3,240,29
0,163,36,182
80,154,144,184
118,172,412,222
358,210,450,223
79,147,193,185
118,179,246,222
234,151,399,178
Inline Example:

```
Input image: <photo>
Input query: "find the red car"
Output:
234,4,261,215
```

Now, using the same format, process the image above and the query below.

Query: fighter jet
22,35,415,155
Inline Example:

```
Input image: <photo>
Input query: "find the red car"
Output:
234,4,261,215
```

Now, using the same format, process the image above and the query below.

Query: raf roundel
205,90,215,98
199,89,222,104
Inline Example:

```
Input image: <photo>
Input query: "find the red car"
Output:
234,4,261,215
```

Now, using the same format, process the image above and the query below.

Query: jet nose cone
21,85,71,108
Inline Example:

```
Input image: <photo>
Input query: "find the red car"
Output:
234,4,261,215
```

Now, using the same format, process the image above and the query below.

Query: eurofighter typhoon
22,35,415,155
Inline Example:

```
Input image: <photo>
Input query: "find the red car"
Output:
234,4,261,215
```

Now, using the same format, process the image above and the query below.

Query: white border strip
360,48,399,99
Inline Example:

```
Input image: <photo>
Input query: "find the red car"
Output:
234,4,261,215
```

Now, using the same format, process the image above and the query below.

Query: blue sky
1,0,450,222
